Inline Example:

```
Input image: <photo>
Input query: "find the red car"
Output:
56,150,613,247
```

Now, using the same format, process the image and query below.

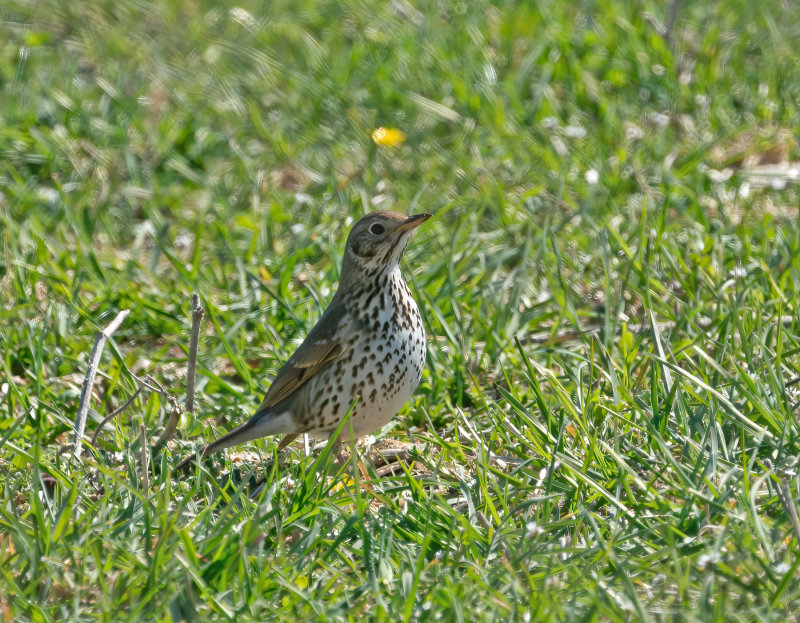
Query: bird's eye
369,223,385,236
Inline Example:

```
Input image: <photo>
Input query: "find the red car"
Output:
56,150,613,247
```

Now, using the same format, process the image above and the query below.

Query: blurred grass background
2,0,800,620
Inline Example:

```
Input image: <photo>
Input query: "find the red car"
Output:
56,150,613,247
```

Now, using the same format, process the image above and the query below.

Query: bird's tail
176,410,297,471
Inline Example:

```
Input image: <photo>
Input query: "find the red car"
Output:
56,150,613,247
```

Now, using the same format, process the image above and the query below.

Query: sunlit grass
1,0,800,620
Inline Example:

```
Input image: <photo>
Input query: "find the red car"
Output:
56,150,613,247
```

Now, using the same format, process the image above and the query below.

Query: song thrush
179,210,430,468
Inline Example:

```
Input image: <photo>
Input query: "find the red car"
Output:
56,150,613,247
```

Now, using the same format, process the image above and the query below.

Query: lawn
1,0,800,620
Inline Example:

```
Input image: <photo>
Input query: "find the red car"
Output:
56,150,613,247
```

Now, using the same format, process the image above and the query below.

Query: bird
178,210,431,470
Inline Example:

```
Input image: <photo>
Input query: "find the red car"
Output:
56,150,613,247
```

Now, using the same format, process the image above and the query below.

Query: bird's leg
348,437,374,491
329,438,372,490
356,458,370,484
331,439,348,465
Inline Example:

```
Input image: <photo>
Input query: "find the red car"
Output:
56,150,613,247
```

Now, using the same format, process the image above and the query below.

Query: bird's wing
254,302,349,412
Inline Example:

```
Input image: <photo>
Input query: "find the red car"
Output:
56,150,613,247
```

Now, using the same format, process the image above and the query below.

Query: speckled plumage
180,210,430,467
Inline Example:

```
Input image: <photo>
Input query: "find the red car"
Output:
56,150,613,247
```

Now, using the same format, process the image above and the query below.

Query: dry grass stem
72,310,130,459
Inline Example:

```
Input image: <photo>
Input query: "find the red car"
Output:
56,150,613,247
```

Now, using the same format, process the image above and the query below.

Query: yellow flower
371,127,406,147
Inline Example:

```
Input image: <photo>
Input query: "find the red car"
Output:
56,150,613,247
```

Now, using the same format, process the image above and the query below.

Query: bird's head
338,210,431,291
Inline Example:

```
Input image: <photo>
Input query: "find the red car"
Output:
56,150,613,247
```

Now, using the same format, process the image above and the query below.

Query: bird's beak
397,213,432,232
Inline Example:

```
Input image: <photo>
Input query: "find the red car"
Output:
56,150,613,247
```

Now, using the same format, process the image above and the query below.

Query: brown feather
253,302,348,413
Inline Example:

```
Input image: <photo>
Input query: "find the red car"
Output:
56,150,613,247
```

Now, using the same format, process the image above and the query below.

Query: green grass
2,0,800,620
